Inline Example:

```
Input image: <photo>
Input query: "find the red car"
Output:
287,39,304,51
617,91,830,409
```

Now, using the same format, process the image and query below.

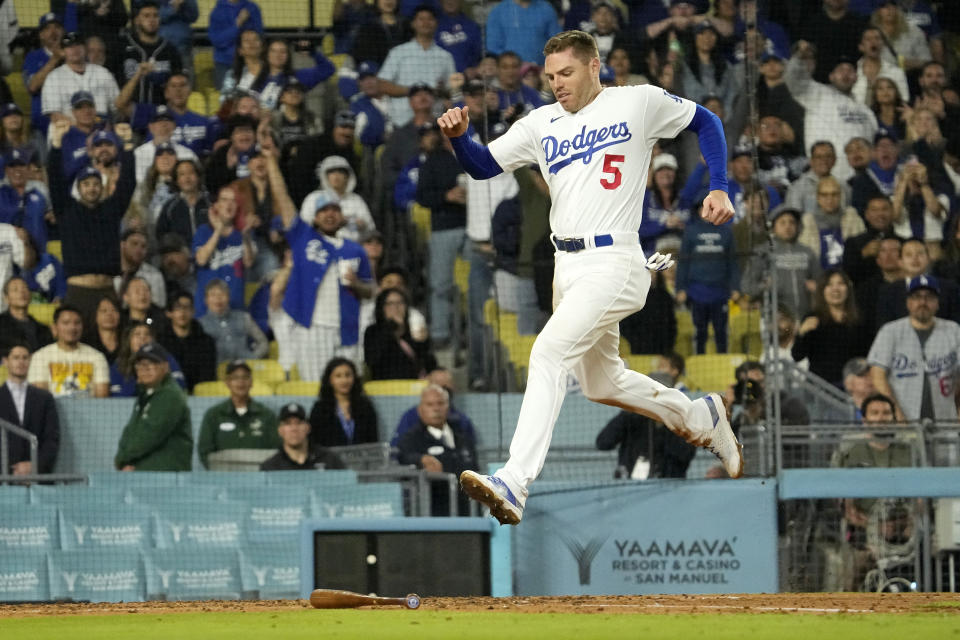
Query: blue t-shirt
0,184,48,250
23,48,51,134
22,252,66,302
132,104,217,157
192,224,246,317
436,13,482,72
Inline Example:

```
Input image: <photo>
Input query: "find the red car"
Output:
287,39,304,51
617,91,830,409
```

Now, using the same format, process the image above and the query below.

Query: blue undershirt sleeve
449,133,504,180
685,104,729,194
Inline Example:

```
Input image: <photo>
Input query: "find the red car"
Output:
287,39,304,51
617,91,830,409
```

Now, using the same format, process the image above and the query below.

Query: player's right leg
573,324,743,479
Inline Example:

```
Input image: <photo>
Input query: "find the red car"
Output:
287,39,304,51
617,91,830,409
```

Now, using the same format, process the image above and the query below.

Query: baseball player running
440,31,742,526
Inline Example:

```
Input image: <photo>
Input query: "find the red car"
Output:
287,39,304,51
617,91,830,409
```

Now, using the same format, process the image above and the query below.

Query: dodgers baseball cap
652,153,678,173
908,275,940,296
464,79,486,95
334,110,356,128
408,82,435,97
279,402,307,422
133,342,170,364
71,91,95,108
693,20,717,35
357,61,379,78
599,64,615,84
314,193,342,212
761,51,784,63
833,55,857,71
150,105,176,123
281,78,306,94
61,31,83,47
225,359,252,376
158,232,188,255
39,12,62,29
874,127,898,145
77,165,102,182
731,142,754,160
155,141,176,155
91,130,119,147
3,148,32,166
0,102,21,118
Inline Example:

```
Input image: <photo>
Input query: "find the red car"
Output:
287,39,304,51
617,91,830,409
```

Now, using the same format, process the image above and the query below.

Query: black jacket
397,416,477,477
416,149,466,232
0,382,60,474
0,312,53,357
113,32,183,105
619,282,678,355
260,447,345,471
596,411,696,479
47,147,136,278
156,193,211,248
363,322,436,380
157,320,217,392
283,133,359,206
308,396,380,448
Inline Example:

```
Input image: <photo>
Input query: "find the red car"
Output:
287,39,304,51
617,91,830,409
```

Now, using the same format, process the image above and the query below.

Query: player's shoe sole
701,393,744,478
459,470,523,525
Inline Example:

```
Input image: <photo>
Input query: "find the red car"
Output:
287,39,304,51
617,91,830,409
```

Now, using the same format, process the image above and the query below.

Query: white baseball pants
496,239,713,506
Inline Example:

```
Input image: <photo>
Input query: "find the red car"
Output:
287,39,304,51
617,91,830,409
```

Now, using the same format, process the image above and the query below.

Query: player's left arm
685,104,733,226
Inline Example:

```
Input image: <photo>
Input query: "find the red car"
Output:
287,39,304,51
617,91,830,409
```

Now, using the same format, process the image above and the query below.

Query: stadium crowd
1,0,960,475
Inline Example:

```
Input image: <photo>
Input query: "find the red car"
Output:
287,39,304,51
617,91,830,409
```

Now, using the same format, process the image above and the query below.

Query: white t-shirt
0,223,25,313
41,63,120,117
488,85,696,237
27,342,110,397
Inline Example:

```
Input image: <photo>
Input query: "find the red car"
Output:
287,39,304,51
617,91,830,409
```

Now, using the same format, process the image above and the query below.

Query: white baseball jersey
487,85,696,237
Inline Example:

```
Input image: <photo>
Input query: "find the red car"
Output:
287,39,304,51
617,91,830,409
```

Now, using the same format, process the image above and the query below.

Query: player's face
329,363,355,396
544,48,601,113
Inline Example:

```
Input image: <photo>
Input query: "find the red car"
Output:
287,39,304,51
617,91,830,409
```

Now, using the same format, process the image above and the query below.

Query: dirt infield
1,593,958,618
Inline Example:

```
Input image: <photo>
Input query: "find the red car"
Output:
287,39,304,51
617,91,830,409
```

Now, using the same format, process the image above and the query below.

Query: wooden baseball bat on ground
309,589,421,609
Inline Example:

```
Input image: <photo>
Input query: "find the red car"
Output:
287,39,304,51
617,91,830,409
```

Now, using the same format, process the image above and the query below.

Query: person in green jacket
115,343,193,471
197,359,280,468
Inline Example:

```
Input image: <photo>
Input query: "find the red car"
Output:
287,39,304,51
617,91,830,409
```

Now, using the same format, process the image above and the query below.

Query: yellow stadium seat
28,302,57,327
329,54,350,72
619,336,631,356
454,256,470,299
187,91,207,116
216,359,286,384
193,47,215,92
684,354,747,393
730,309,763,358
204,89,221,115
275,380,320,396
363,379,428,396
321,33,335,56
7,72,30,125
194,380,274,397
46,240,62,262
624,354,659,375
0,365,7,385
244,282,260,307
268,341,279,360
410,203,431,246
674,309,694,357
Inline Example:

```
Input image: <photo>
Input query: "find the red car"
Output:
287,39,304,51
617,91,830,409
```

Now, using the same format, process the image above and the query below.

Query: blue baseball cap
314,193,342,212
908,275,940,296
38,12,61,29
358,61,379,78
155,141,176,155
599,64,615,83
71,91,95,108
3,148,33,166
0,102,22,118
91,130,119,147
150,105,175,123
77,165,102,182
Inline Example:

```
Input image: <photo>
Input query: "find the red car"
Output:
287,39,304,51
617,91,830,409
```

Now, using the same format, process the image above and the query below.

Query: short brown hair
543,30,599,63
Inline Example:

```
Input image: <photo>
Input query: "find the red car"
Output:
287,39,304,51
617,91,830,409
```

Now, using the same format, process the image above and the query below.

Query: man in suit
0,343,60,475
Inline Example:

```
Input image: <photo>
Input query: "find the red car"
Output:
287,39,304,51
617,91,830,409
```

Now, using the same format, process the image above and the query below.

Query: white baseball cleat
701,393,744,478
460,470,524,525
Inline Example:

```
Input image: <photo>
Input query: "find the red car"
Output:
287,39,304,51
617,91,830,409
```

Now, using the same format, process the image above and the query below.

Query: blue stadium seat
239,543,301,599
0,485,28,503
0,505,59,551
30,485,127,506
58,505,154,551
312,483,404,518
152,501,248,549
222,486,310,542
0,552,49,601
145,549,243,601
87,471,183,488
265,469,358,486
48,550,146,603
129,484,222,505
185,471,269,488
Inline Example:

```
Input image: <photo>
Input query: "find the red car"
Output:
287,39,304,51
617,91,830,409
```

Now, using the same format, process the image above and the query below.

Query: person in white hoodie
299,155,375,242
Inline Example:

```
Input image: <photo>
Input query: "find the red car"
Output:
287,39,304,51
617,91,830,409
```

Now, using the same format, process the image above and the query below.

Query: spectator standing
792,269,871,387
206,115,257,195
485,0,559,65
416,134,466,349
676,211,740,354
377,5,456,127
0,344,60,475
851,25,909,105
798,176,866,270
197,359,279,468
364,287,436,380
786,44,878,182
198,278,268,362
54,0,128,60
27,305,109,397
849,131,901,216
639,153,691,254
494,51,545,119
0,277,52,356
158,0,199,77
118,73,215,158
41,32,119,121
891,161,947,260
798,0,868,84
47,120,135,325
435,0,481,73
243,38,334,111
115,342,192,471
785,141,846,216
869,77,908,142
869,275,960,422
308,357,380,448
260,403,346,471
397,384,477,514
871,0,931,72
109,320,185,396
113,1,183,106
23,13,64,137
300,156,375,243
192,185,254,316
208,0,263,89
268,150,374,381
158,291,217,391
346,64,390,150
350,0,411,67
841,195,897,286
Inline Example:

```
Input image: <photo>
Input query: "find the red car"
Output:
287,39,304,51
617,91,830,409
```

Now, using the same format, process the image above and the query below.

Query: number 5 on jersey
600,154,624,190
